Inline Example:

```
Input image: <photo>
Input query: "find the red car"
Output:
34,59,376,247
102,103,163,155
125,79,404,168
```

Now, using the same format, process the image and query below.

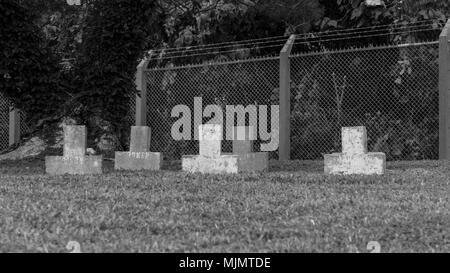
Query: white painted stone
130,126,151,152
182,155,239,174
46,125,103,175
182,124,268,174
324,153,385,175
199,124,222,158
342,126,367,155
324,126,386,175
63,125,86,158
115,152,161,171
114,126,162,171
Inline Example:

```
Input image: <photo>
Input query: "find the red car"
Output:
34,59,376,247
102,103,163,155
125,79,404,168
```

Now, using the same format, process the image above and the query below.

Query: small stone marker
183,124,238,174
45,126,102,175
324,126,386,175
232,126,255,155
114,126,162,171
182,124,268,174
232,126,268,172
199,124,223,158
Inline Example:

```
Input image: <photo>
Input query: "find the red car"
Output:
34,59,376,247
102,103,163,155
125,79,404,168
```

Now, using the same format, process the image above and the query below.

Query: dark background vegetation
1,0,449,158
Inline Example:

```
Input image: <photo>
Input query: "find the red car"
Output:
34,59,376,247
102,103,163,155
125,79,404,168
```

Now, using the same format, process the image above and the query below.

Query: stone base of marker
182,152,268,174
324,153,386,175
234,152,268,172
45,155,103,175
115,152,162,171
45,125,103,175
182,155,240,174
230,126,268,172
182,124,268,174
114,126,162,171
324,126,386,175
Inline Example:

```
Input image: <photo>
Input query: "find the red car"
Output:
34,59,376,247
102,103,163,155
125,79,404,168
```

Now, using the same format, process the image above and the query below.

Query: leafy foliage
162,0,323,42
71,0,161,141
153,0,323,63
2,0,449,155
319,0,448,35
0,0,65,123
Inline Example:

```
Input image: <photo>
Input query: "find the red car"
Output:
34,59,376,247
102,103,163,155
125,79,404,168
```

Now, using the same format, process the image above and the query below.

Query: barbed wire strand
292,27,438,46
158,39,293,56
167,28,436,60
293,24,439,42
154,27,437,59
152,35,289,53
295,23,439,39
151,19,444,54
157,23,438,56
295,19,441,37
154,43,286,61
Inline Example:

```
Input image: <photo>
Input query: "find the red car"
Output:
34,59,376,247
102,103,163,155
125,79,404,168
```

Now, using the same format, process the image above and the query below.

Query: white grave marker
324,126,386,175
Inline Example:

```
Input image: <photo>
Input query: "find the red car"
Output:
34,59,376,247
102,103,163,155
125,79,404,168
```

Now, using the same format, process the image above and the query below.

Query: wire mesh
143,39,439,161
0,92,33,151
145,57,280,160
290,42,439,160
0,92,10,151
19,110,31,139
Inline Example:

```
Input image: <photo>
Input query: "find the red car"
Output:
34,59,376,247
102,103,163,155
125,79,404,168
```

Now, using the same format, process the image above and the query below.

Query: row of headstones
45,124,386,175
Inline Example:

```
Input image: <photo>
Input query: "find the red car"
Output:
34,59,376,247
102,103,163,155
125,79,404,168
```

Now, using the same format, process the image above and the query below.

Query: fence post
279,35,296,161
136,59,150,126
439,19,450,160
9,107,20,146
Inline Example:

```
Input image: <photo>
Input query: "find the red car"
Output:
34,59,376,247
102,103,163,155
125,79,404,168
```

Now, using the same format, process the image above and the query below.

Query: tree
0,0,65,123
71,0,161,146
319,0,448,31
149,0,323,67
159,0,323,48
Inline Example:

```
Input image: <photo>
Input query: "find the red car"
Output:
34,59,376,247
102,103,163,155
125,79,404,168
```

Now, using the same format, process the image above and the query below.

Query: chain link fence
0,92,10,150
290,41,439,161
145,57,280,160
0,92,32,152
143,40,439,161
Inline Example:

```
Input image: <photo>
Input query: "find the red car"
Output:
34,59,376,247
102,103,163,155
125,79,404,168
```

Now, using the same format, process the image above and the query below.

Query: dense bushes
70,0,160,145
0,0,65,123
0,0,445,160
0,0,161,150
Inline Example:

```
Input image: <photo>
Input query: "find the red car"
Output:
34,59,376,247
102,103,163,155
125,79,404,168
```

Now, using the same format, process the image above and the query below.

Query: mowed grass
0,159,449,253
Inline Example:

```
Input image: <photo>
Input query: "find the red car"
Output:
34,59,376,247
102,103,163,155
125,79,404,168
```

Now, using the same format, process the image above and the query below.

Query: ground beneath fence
0,160,449,252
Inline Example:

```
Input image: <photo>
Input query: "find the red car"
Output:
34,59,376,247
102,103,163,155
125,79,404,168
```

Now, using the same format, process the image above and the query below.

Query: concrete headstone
182,124,268,174
45,126,103,175
232,126,268,172
199,124,222,158
115,126,162,171
324,126,386,175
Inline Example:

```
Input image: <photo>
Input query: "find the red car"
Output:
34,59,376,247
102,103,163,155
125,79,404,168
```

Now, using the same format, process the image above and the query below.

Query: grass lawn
0,159,449,253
